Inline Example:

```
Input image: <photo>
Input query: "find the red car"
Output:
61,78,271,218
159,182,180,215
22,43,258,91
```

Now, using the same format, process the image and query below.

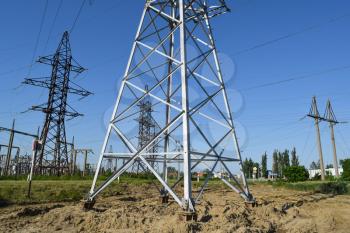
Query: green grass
1,180,100,205
268,180,350,194
0,177,162,206
5,177,347,207
0,176,236,206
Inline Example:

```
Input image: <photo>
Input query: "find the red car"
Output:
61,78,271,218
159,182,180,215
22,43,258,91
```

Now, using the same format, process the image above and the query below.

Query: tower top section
147,0,230,20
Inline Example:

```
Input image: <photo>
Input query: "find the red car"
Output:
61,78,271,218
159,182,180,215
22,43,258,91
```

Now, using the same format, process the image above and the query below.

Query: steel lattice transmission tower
85,0,254,214
132,85,159,173
23,31,92,176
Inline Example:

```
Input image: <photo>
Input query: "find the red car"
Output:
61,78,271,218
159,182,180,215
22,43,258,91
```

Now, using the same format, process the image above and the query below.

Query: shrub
311,173,321,181
341,159,350,181
326,174,336,181
283,166,309,182
318,182,348,195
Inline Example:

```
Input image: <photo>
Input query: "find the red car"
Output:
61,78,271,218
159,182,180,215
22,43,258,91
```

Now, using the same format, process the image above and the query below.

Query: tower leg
204,11,253,200
179,0,194,213
315,119,326,180
87,4,148,202
330,123,339,177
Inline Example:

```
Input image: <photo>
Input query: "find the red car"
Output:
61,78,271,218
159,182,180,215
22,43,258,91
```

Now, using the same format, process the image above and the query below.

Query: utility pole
68,137,75,175
23,31,92,176
4,120,15,176
0,144,20,176
106,153,113,173
75,149,93,176
107,145,118,172
63,137,75,175
0,120,38,176
307,96,326,180
323,99,344,177
27,128,40,198
73,149,78,175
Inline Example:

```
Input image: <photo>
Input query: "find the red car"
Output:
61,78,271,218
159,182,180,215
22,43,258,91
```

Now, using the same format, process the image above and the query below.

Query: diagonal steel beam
88,111,184,200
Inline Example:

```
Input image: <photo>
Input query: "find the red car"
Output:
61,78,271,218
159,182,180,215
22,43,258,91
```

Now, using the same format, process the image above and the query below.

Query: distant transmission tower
23,31,92,176
132,85,158,173
86,0,253,216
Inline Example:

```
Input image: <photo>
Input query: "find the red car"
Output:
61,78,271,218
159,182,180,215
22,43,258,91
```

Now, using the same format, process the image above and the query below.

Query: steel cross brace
87,111,187,209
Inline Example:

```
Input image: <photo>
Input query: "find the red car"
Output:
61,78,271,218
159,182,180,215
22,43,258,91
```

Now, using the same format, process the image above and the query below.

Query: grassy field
0,177,220,205
0,178,349,206
0,177,161,205
266,180,350,194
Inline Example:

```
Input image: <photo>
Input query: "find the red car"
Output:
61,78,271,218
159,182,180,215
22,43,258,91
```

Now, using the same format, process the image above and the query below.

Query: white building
308,168,343,178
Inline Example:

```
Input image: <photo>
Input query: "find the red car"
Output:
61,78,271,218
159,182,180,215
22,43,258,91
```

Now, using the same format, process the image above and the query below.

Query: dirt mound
0,199,11,208
0,184,349,233
17,204,64,217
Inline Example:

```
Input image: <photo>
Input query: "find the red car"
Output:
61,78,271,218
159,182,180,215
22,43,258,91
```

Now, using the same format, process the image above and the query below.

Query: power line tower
324,99,342,177
132,85,159,173
85,0,253,216
307,96,326,180
23,31,92,176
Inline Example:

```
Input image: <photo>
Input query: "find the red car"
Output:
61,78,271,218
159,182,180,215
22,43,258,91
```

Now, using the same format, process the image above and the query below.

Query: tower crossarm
184,0,230,21
306,114,326,121
29,106,83,118
22,78,52,89
323,99,341,124
0,127,38,138
23,78,92,98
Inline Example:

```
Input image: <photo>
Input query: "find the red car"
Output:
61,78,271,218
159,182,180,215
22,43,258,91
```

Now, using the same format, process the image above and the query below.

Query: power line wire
0,65,31,78
239,64,350,92
43,0,63,53
300,124,313,159
27,0,49,78
337,128,350,153
70,0,87,34
233,13,350,56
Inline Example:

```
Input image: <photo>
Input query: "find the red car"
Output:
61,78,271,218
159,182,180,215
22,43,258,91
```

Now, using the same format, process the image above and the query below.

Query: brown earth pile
0,184,349,233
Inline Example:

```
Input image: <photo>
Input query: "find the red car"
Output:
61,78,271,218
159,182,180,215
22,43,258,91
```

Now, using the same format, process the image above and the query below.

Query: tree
278,151,284,177
341,158,350,181
310,161,319,169
283,166,309,182
326,164,333,169
243,157,260,178
291,147,299,166
202,168,211,178
248,158,254,178
283,149,290,168
167,166,177,173
272,150,278,175
242,158,250,178
261,152,267,178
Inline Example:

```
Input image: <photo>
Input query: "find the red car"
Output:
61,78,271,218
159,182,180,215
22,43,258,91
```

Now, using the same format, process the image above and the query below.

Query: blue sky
0,0,350,169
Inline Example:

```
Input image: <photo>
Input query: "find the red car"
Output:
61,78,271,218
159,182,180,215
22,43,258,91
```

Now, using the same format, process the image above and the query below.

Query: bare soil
0,183,349,233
